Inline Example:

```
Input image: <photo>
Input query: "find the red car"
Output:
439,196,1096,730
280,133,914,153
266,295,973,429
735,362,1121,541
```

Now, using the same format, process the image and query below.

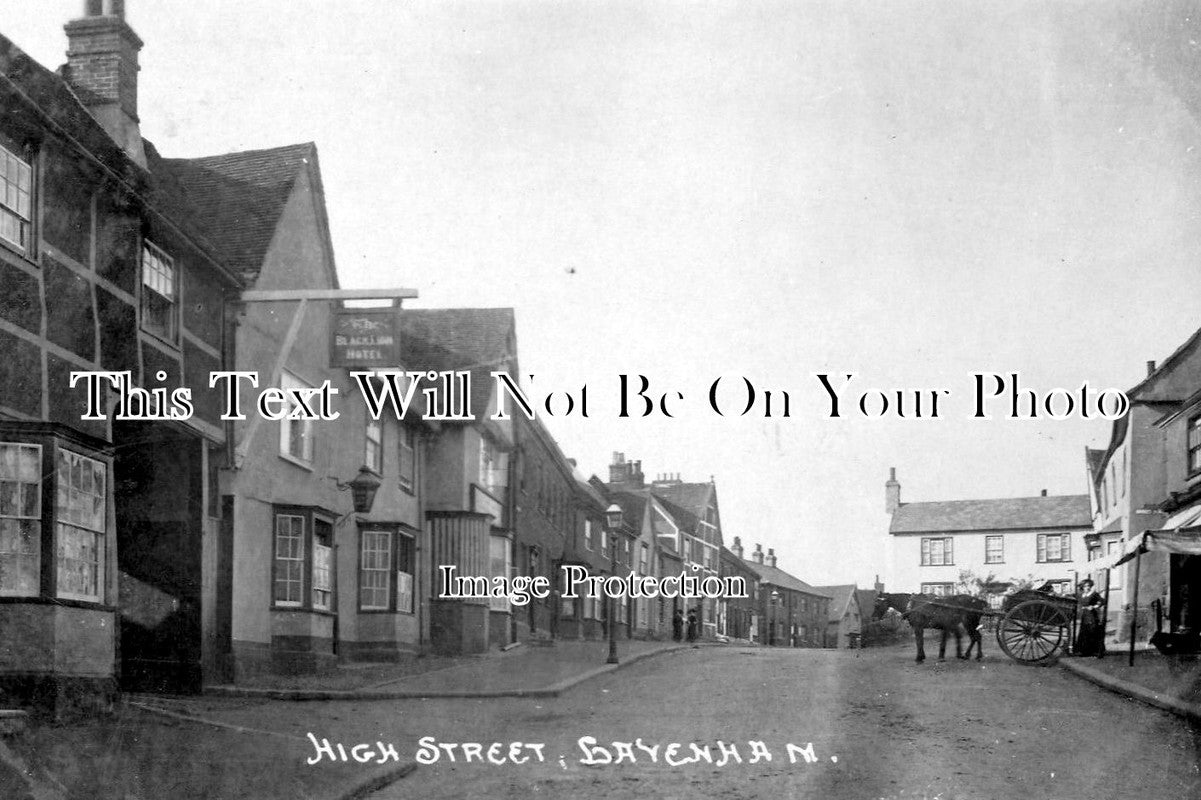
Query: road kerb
1059,657,1201,724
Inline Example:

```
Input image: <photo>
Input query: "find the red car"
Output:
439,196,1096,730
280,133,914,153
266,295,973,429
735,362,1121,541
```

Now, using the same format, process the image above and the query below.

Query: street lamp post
605,504,624,665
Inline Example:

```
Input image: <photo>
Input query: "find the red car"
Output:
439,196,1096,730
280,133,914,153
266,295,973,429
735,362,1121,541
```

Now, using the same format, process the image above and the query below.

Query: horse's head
875,592,912,618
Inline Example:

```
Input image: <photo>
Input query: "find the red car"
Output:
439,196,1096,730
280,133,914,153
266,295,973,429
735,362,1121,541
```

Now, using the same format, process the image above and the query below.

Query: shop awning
1086,502,1201,574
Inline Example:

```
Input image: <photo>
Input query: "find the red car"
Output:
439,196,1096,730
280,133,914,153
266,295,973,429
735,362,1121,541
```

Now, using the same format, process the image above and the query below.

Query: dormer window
0,144,32,253
141,241,178,342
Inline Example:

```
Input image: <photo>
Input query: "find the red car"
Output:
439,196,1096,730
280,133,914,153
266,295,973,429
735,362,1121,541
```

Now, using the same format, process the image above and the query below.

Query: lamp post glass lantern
605,504,623,664
347,466,382,514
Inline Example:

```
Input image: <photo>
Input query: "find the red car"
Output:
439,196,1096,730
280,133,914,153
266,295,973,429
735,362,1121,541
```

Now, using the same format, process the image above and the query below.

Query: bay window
0,432,111,605
55,448,106,602
0,443,41,596
273,507,336,611
358,526,416,613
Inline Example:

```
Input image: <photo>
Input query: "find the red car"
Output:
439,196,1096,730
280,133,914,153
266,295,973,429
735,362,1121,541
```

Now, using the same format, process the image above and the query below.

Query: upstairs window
1189,414,1201,476
1037,533,1072,563
364,419,382,474
920,537,953,566
279,371,315,465
985,535,1004,564
141,241,178,343
398,425,415,492
0,145,32,253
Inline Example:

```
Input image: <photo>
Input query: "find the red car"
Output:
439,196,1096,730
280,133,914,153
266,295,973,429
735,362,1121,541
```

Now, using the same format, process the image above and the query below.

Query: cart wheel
995,600,1069,664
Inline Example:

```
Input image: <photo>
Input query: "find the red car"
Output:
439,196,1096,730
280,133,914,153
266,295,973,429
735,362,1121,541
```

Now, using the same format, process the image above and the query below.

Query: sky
4,1,1200,590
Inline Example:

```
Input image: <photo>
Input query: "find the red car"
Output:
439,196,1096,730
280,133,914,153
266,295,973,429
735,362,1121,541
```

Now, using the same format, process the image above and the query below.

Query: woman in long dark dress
1075,579,1106,657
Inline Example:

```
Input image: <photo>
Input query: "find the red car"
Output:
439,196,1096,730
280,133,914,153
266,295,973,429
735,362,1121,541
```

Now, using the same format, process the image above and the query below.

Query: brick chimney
766,547,777,568
730,536,743,559
752,543,764,564
885,467,901,515
1147,360,1156,376
608,452,644,489
64,0,146,168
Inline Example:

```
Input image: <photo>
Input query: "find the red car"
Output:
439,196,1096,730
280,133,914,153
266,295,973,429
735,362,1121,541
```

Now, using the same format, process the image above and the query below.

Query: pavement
1059,648,1201,724
202,637,696,700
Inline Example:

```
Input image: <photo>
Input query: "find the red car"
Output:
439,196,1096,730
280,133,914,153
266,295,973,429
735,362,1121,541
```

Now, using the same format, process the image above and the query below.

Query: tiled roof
651,482,711,520
740,560,830,597
889,494,1091,534
397,308,515,370
396,308,516,421
610,491,647,535
814,584,858,622
161,143,314,275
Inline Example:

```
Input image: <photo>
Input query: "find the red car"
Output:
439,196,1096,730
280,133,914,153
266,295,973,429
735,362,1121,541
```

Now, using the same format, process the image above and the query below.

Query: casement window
1036,533,1072,563
312,519,333,611
364,420,382,474
921,582,955,596
0,443,41,597
584,518,594,551
623,537,631,567
279,372,315,465
600,526,608,558
358,527,415,613
0,144,32,253
920,537,953,566
141,241,179,343
639,543,649,575
985,535,1004,564
1189,415,1201,476
272,508,337,610
398,425,415,492
55,448,107,602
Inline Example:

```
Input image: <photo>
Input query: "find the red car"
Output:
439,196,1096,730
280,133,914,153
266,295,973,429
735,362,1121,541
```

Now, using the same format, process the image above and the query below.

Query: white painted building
885,469,1093,606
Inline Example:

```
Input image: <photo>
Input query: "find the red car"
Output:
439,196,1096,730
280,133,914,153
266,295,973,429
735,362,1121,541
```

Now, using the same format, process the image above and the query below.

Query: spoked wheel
995,600,1070,664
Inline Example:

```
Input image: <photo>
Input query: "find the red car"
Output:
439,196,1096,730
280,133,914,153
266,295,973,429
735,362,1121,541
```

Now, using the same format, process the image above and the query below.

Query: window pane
274,514,305,605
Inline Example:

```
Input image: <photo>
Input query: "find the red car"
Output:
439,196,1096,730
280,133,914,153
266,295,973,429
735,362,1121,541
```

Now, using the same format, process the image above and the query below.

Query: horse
879,593,987,663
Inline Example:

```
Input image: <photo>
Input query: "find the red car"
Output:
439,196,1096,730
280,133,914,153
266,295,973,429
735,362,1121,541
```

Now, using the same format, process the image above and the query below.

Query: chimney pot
1147,360,1156,376
885,468,901,515
1040,489,1047,497
65,2,145,166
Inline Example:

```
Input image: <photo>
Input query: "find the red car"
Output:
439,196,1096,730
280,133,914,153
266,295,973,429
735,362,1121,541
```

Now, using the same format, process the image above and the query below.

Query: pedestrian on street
672,609,684,641
686,609,698,643
1075,578,1106,658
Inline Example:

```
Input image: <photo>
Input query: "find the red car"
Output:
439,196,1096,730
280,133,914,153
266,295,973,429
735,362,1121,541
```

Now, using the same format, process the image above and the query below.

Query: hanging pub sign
330,308,400,368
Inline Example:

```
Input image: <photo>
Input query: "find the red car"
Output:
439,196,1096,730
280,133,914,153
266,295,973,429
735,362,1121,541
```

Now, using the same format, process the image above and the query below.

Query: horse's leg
914,624,925,663
937,626,948,661
973,627,983,660
954,621,967,659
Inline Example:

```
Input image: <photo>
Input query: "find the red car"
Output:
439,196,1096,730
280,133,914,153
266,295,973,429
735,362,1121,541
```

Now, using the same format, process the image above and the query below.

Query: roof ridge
167,141,316,164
